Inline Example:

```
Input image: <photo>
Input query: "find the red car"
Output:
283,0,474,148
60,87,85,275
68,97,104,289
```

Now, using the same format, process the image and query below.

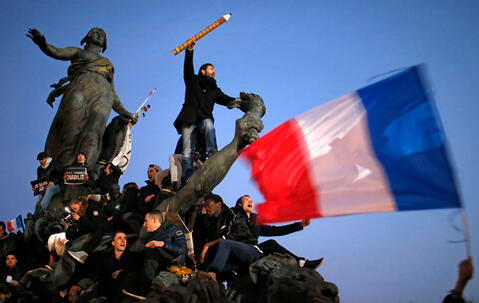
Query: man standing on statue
173,37,238,183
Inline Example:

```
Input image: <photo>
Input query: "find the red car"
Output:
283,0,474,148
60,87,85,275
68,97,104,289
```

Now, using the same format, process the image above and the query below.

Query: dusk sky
1,1,478,302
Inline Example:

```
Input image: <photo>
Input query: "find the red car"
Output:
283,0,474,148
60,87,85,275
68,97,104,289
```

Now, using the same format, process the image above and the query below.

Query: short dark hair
77,152,87,159
147,210,164,224
236,195,250,207
0,221,5,230
4,252,16,262
123,182,138,190
199,63,214,73
112,231,126,239
148,164,160,172
37,152,49,160
205,193,223,204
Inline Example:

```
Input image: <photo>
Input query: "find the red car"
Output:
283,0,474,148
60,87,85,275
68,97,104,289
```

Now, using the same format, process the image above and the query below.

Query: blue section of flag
15,215,23,230
357,66,461,210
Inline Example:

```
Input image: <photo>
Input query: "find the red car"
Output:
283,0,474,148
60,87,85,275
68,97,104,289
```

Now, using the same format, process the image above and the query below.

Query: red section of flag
241,119,321,223
6,221,14,232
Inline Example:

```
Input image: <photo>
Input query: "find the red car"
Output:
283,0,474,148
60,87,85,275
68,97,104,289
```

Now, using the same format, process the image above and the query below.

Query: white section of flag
295,92,397,216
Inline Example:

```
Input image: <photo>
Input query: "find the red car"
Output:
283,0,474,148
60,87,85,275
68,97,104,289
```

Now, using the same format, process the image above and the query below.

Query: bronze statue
26,27,137,177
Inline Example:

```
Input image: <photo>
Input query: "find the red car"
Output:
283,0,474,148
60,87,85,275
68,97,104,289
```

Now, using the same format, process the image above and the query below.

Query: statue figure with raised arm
26,27,137,178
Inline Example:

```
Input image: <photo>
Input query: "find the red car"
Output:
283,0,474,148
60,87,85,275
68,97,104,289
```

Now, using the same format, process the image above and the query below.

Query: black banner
64,167,87,185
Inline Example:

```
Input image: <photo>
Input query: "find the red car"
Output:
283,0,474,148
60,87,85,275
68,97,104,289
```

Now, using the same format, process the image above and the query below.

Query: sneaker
122,289,146,300
160,188,176,196
68,250,88,264
304,257,325,270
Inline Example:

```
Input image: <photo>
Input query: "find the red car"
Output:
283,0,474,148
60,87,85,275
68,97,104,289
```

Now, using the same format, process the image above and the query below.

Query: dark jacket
230,205,303,245
88,248,142,298
62,161,91,201
100,115,130,162
136,180,162,215
147,221,187,264
66,202,107,240
193,204,235,250
37,158,62,184
173,49,235,133
93,164,121,195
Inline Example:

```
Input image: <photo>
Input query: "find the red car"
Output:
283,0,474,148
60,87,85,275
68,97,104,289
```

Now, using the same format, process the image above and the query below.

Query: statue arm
111,81,138,124
27,28,78,61
157,93,265,215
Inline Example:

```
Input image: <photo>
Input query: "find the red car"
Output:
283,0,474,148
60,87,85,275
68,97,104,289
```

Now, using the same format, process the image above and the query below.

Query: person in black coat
192,194,235,269
173,38,237,183
86,231,142,302
93,163,121,196
62,152,91,202
65,197,107,242
99,115,131,164
35,151,63,210
232,195,324,270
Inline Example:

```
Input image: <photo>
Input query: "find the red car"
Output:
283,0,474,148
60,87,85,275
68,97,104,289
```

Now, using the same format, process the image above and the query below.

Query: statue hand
227,98,241,109
26,28,46,46
129,113,138,125
234,113,264,149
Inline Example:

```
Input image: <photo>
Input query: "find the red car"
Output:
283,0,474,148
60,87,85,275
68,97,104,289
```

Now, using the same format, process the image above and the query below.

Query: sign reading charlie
31,178,49,196
64,167,87,185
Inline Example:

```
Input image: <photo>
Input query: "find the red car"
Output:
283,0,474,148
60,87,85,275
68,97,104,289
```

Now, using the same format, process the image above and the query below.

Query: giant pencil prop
172,13,231,55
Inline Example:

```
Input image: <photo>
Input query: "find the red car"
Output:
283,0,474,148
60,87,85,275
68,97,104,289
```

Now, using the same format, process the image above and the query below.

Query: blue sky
1,1,478,302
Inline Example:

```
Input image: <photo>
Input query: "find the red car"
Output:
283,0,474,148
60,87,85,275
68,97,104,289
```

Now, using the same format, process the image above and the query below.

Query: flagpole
460,208,471,258
135,88,158,115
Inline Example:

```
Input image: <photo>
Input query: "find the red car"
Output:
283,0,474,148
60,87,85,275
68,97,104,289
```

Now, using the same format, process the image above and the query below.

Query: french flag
6,215,23,232
242,66,461,224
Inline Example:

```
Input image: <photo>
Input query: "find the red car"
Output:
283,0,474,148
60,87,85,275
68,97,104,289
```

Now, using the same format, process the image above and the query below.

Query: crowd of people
1,31,474,303
0,36,323,303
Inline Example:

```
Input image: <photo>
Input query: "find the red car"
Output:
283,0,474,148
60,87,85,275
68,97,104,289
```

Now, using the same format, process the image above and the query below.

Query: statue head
81,27,107,53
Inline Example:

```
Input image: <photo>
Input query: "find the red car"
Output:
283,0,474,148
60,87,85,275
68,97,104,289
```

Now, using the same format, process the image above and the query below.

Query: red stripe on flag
242,119,321,223
6,221,14,232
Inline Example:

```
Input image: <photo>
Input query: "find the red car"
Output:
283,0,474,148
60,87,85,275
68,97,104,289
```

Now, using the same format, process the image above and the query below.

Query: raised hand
26,28,46,46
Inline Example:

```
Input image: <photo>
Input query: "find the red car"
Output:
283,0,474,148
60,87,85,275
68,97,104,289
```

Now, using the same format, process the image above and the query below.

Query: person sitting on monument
140,211,187,292
98,114,131,165
67,195,127,264
105,184,124,216
173,37,238,184
84,231,142,302
193,193,235,270
194,194,262,280
122,165,166,233
93,162,121,197
65,197,107,247
34,151,62,210
63,152,91,202
233,195,324,270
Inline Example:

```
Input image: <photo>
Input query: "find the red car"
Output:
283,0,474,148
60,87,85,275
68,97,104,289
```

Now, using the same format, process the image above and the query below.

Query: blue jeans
208,239,262,274
37,184,60,209
181,118,217,180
